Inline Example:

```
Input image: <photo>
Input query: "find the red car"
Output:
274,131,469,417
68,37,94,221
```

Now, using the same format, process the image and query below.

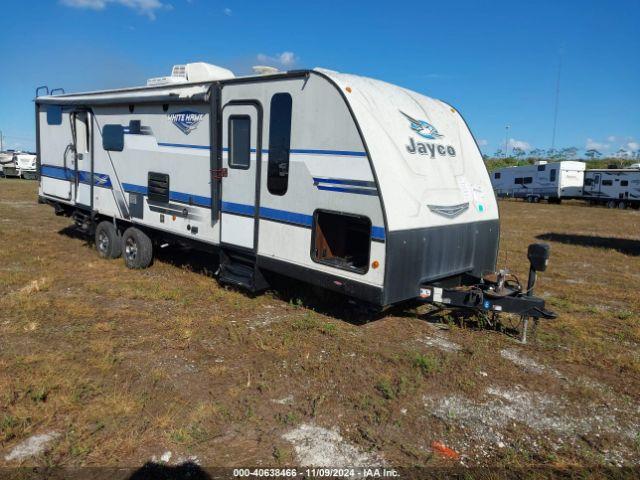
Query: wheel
607,200,616,209
533,196,540,203
122,227,153,269
95,221,122,259
617,201,626,210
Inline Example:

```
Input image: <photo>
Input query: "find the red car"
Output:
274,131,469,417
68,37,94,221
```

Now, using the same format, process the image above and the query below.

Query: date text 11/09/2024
232,468,400,477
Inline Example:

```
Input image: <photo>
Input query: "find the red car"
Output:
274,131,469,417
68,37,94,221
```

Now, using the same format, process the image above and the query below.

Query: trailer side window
523,177,533,184
584,178,593,186
102,125,124,152
267,93,292,196
514,177,523,185
537,165,546,171
47,105,63,125
494,172,501,179
621,180,629,186
312,210,371,274
228,116,251,169
602,180,613,186
550,169,556,181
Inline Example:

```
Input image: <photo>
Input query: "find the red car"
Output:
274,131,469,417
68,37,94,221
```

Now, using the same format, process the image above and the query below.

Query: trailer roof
35,70,310,105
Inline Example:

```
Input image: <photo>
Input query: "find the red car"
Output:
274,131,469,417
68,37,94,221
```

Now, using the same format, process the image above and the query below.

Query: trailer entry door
73,111,92,207
220,104,261,250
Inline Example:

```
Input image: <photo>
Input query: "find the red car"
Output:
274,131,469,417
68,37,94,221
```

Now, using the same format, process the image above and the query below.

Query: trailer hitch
418,243,556,343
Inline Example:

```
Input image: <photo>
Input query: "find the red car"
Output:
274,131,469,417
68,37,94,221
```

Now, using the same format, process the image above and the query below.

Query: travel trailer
0,151,14,176
0,151,37,179
582,169,640,209
491,161,586,203
34,62,553,324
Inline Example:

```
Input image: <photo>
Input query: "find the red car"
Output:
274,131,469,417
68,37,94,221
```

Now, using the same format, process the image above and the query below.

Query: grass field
1,178,639,470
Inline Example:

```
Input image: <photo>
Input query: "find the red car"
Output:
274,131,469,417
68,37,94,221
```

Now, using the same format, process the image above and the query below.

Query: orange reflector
172,215,176,221
346,86,352,93
372,260,379,269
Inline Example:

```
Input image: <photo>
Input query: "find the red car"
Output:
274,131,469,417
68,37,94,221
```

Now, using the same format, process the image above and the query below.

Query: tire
122,227,153,269
533,196,540,203
95,221,122,259
607,200,616,209
618,201,626,210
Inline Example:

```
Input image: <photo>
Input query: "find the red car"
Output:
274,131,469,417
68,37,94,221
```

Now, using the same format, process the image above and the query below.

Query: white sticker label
433,287,443,303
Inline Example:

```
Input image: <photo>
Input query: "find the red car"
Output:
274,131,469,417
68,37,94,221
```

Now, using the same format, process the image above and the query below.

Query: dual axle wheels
95,221,153,269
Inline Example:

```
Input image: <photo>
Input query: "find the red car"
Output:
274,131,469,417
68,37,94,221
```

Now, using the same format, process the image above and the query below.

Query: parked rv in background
0,151,38,179
491,161,585,203
583,169,640,209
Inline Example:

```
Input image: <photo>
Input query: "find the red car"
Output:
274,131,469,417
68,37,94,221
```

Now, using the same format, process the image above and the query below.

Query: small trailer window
312,211,371,273
584,178,593,186
228,116,251,169
537,165,546,171
47,105,63,125
621,180,629,186
602,180,613,186
523,177,533,184
102,125,124,152
267,93,292,196
514,177,523,185
550,169,557,181
494,172,501,179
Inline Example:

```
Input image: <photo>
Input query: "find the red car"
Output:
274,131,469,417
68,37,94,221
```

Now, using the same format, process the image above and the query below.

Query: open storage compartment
312,210,371,274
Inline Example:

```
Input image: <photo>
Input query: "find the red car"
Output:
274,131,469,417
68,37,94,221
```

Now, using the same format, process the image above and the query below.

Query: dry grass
0,178,639,469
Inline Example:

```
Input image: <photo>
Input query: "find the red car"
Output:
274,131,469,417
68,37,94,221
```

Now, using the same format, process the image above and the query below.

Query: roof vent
147,62,235,86
252,65,279,75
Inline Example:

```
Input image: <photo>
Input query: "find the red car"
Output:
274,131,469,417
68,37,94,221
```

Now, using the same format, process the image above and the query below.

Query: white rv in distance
0,152,38,179
491,161,586,203
34,62,553,320
582,169,640,209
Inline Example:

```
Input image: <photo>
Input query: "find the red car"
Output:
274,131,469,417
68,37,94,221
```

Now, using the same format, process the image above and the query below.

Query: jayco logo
400,110,457,158
168,110,205,135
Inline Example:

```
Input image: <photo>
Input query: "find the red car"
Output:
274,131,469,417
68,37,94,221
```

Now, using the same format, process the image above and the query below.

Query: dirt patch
282,424,383,467
4,432,60,462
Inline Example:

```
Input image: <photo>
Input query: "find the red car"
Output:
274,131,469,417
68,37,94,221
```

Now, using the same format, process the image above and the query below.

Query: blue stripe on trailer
259,206,313,227
122,183,148,195
157,142,210,150
316,185,379,196
41,164,113,188
371,226,386,241
221,201,256,216
313,177,377,188
41,164,70,181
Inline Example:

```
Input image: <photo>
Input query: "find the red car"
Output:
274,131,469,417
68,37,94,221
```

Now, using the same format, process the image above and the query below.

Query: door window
228,116,251,169
267,93,292,196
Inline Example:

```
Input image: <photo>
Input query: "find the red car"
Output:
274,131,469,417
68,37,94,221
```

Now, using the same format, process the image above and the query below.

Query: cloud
508,138,531,151
60,0,171,20
627,141,639,151
256,51,297,68
223,7,232,16
585,138,609,151
477,139,488,146
607,135,617,142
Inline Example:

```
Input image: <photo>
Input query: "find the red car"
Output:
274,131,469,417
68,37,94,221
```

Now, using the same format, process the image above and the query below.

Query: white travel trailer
491,161,586,203
0,151,37,179
35,63,553,321
0,151,14,176
582,169,640,209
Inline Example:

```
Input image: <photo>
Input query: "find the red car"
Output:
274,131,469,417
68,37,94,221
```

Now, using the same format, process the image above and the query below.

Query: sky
0,0,638,156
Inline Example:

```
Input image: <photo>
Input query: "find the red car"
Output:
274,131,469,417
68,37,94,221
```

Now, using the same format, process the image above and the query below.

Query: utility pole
0,130,3,152
551,56,562,151
504,125,510,158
